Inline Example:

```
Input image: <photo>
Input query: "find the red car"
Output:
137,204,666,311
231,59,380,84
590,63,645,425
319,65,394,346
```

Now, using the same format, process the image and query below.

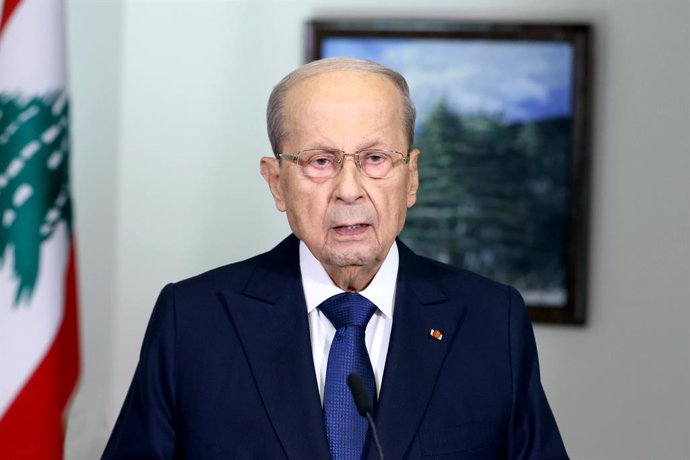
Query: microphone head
347,373,374,416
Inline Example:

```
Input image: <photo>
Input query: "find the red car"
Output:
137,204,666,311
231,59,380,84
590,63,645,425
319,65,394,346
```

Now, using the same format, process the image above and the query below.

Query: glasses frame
278,147,410,180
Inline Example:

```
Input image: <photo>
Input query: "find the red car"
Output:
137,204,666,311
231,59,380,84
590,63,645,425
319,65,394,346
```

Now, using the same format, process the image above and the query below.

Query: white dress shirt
299,241,398,404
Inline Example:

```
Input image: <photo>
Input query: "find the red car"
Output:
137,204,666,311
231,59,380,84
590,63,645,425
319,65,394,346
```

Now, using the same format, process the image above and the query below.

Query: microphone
347,373,384,460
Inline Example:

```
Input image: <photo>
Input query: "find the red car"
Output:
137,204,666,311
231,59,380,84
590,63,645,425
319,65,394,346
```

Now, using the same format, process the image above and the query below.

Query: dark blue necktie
320,292,377,460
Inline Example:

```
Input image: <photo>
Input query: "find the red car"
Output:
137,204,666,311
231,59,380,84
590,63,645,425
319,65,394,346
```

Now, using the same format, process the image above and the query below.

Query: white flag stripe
0,0,66,93
0,223,68,418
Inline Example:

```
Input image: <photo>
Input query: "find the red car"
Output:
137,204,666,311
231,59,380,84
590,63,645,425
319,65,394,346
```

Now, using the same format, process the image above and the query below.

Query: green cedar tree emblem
0,91,73,306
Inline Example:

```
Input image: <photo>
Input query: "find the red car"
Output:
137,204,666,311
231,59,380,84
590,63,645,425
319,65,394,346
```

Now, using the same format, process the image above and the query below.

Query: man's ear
260,156,286,212
406,148,420,208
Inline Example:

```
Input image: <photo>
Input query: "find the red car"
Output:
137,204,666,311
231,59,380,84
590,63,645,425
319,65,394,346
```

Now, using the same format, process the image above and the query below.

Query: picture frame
306,19,592,324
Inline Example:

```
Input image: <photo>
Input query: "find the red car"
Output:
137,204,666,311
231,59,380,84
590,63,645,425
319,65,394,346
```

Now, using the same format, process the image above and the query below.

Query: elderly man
103,58,567,459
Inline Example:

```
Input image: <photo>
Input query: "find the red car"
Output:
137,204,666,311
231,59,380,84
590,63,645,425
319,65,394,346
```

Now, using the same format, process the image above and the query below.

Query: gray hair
266,57,416,156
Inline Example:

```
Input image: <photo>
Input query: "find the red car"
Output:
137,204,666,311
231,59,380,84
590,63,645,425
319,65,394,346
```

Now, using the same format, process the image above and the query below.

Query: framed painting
306,20,593,324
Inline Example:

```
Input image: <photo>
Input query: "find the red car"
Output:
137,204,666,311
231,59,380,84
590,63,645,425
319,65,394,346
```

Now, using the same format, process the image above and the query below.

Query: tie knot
319,292,377,330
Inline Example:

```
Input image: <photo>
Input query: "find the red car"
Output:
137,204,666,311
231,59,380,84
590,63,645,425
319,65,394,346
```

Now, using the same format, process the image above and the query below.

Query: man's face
261,70,419,284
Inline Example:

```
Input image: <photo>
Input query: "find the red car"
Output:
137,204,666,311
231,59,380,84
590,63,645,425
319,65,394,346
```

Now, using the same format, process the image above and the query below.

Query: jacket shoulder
169,234,300,301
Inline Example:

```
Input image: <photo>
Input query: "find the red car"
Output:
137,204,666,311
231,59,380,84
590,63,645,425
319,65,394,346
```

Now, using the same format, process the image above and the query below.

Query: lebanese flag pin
429,329,443,341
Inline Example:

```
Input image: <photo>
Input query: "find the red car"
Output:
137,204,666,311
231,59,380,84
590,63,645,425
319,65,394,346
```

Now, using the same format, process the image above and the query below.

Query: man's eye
309,155,336,168
362,152,389,164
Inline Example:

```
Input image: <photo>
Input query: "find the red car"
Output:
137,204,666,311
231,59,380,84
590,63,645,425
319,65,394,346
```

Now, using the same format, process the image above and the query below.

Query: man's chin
323,246,379,270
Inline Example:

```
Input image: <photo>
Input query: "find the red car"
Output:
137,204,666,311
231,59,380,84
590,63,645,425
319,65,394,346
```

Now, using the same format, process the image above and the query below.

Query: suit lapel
220,236,330,460
369,242,467,460
221,237,466,459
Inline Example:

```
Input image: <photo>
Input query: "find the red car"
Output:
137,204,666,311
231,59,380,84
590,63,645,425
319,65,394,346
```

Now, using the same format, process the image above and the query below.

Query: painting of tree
405,101,571,305
309,21,592,323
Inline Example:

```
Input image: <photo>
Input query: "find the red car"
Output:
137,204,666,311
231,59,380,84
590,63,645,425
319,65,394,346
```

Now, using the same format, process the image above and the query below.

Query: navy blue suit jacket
103,235,567,459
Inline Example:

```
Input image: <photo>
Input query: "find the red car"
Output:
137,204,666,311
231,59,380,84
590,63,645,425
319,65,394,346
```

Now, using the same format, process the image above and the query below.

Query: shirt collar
299,240,398,318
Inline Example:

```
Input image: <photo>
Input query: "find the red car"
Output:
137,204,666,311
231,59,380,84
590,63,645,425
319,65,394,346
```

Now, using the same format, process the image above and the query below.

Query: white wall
64,0,690,458
65,0,122,454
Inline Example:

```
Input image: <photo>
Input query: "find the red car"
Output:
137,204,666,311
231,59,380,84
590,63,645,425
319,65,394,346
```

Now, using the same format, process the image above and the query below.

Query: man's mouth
333,223,370,235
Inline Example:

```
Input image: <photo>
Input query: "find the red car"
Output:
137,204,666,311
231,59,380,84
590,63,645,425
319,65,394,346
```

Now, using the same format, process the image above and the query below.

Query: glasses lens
299,149,341,178
359,149,395,178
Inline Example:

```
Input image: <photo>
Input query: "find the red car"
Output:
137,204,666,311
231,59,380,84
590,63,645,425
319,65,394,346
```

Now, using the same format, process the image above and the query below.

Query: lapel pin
429,329,443,341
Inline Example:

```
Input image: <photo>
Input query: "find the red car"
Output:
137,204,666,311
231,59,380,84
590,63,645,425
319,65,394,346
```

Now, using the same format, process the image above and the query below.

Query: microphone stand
347,373,384,460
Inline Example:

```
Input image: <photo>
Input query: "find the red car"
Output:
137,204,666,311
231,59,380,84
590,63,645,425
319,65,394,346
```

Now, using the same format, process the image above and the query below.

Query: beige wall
65,0,690,458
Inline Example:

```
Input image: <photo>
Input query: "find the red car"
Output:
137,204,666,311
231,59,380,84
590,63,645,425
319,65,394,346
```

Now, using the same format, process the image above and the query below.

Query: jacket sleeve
507,286,569,459
102,284,178,460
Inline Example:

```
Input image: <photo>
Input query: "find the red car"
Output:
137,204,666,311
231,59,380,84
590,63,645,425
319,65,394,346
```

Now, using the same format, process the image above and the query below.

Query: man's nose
334,154,365,202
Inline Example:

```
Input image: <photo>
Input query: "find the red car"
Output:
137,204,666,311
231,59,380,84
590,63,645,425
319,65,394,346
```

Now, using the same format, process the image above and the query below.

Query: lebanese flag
0,0,80,457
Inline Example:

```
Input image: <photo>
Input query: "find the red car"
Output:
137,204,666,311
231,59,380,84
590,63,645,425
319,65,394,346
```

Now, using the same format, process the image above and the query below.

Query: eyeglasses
278,148,410,180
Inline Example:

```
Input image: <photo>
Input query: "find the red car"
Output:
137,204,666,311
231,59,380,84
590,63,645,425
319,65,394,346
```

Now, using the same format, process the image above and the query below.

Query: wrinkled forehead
289,70,403,104
282,71,406,141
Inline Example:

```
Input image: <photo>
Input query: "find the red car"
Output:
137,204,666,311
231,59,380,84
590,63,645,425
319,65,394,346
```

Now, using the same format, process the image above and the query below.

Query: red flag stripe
0,242,80,460
0,0,22,36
